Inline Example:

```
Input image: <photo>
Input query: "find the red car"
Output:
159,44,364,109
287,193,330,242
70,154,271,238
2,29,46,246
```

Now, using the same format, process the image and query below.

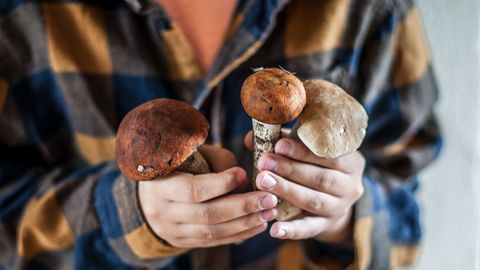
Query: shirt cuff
94,166,188,262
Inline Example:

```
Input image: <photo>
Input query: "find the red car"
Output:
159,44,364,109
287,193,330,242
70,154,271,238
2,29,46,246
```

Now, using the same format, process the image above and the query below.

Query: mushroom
116,98,210,180
276,79,369,221
241,68,306,189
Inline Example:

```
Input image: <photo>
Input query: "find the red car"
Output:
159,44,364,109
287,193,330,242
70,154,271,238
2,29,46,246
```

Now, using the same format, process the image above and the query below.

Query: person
0,0,441,269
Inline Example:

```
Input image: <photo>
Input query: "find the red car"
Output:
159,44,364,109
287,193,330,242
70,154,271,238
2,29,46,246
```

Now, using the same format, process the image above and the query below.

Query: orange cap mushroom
241,68,306,125
116,98,210,181
240,68,306,189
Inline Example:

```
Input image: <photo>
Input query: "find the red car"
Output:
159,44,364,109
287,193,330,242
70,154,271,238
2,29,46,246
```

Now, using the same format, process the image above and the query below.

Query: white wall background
414,0,480,269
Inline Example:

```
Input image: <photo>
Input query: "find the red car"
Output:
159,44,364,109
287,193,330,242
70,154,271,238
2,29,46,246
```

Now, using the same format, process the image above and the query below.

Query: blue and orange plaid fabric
0,0,441,269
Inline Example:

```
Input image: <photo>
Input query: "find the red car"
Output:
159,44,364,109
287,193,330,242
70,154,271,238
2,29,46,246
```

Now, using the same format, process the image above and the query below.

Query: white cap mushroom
296,79,368,158
277,79,368,221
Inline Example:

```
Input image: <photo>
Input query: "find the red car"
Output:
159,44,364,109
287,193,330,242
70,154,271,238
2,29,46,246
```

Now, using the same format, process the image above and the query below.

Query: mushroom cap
240,68,306,125
115,98,209,181
297,80,368,159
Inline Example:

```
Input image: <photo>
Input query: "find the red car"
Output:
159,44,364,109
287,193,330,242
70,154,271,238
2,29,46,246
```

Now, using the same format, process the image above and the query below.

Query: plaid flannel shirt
0,0,442,269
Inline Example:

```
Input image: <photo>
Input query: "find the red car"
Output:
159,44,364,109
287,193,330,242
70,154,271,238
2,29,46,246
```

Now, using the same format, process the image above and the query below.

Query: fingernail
260,209,277,221
260,195,278,209
275,228,287,238
275,140,292,155
259,156,277,170
260,173,276,190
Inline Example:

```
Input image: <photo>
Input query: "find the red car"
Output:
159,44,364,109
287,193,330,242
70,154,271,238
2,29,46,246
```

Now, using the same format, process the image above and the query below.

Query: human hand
244,132,365,245
138,145,278,248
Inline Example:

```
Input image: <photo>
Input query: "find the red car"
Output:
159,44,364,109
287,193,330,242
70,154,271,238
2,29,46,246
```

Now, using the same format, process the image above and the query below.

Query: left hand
244,131,365,245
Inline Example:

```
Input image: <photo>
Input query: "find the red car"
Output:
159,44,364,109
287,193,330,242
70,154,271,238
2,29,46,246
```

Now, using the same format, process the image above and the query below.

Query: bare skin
139,135,364,248
156,0,237,72
244,131,365,245
139,145,279,248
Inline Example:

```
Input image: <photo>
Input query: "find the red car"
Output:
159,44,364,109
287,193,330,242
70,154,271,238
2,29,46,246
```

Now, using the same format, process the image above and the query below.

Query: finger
174,208,277,239
244,129,293,152
275,139,365,173
270,216,329,240
150,167,248,203
174,223,268,248
257,153,347,197
256,171,343,217
165,192,278,224
199,145,238,172
244,131,254,151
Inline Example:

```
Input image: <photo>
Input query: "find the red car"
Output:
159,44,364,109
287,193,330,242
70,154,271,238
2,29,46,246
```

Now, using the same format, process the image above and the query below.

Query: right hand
138,145,278,248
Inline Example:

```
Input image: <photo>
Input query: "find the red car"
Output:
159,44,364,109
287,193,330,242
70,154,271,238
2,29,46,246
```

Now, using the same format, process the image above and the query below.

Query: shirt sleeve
300,1,442,269
0,87,187,269
351,2,442,269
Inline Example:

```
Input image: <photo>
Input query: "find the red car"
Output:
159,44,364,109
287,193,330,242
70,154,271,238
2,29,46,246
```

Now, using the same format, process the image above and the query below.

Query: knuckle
242,197,256,216
184,182,203,203
314,172,334,190
307,196,325,214
200,207,220,224
352,185,364,200
243,201,251,216
243,214,261,229
202,226,218,239
283,162,295,178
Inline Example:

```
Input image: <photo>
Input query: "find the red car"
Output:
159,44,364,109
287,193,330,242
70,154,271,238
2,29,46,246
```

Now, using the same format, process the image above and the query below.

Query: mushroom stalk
177,151,210,175
252,119,281,189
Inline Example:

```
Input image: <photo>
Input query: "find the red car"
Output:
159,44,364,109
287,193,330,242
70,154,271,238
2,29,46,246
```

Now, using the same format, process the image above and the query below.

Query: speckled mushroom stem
177,151,210,175
276,201,302,221
252,118,281,190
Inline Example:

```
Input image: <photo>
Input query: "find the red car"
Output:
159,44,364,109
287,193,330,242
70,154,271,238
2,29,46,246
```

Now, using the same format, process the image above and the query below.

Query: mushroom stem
277,196,302,220
177,151,210,175
252,118,281,190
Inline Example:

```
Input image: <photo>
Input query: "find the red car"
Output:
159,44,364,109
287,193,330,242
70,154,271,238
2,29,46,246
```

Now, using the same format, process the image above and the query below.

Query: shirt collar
122,0,290,108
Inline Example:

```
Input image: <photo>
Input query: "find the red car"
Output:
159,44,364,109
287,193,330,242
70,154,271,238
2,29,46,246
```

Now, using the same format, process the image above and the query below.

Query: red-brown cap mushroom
240,68,306,188
116,98,210,181
277,79,369,221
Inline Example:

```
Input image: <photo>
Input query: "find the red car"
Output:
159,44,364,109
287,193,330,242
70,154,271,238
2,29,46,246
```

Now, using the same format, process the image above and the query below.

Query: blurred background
415,0,480,269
